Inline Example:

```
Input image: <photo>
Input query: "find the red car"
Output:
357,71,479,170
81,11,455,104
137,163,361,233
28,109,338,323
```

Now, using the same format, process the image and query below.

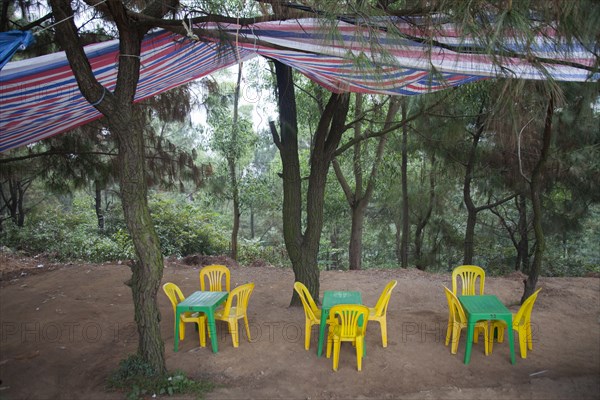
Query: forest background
1,3,599,277
3,58,599,272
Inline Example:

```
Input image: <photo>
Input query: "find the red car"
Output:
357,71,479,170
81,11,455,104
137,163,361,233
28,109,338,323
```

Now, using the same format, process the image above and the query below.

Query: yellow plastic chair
443,286,489,355
489,288,542,359
162,282,206,347
368,280,398,348
199,264,231,292
326,304,369,371
214,282,255,348
452,265,485,295
293,281,322,350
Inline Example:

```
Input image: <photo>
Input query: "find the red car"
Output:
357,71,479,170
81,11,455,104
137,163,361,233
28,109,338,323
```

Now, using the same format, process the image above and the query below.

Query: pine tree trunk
515,193,529,272
414,155,435,270
94,181,105,231
348,203,366,270
112,111,166,374
48,0,178,375
522,97,554,304
272,61,306,305
229,156,240,260
229,64,243,261
330,226,340,270
272,61,349,305
394,220,402,265
250,207,255,239
463,211,477,265
400,103,410,268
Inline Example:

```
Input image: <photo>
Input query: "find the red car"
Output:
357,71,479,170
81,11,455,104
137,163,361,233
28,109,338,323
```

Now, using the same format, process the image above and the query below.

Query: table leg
174,310,181,352
506,316,516,364
206,310,219,353
463,320,475,365
317,309,329,357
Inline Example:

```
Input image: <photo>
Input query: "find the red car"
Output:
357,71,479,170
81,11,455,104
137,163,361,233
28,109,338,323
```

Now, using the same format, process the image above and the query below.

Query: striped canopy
0,18,597,152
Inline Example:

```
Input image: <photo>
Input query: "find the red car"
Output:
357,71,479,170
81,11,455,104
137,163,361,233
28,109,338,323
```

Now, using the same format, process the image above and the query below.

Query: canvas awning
0,19,597,152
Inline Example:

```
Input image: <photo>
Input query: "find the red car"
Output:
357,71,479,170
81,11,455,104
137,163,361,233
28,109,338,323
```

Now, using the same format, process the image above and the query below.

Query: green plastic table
174,291,228,353
459,294,516,365
317,290,362,357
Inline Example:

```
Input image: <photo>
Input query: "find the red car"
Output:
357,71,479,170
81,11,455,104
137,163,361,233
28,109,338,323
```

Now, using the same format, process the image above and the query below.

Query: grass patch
107,354,213,399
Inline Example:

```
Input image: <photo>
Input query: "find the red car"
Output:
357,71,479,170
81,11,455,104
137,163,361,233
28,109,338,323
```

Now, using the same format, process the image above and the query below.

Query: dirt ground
0,252,599,400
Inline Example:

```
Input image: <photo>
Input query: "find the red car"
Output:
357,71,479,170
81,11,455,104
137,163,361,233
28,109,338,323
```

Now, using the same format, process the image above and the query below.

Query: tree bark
334,95,398,270
348,202,367,269
414,154,436,270
49,0,172,374
515,193,530,272
394,219,402,264
522,96,554,304
462,121,482,265
250,207,255,239
271,61,349,305
94,181,105,231
271,61,304,304
400,101,410,268
113,112,165,372
229,63,243,260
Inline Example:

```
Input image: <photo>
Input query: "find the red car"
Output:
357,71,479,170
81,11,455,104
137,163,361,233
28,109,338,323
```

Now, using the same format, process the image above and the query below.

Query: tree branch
332,159,354,204
268,120,282,150
334,89,455,157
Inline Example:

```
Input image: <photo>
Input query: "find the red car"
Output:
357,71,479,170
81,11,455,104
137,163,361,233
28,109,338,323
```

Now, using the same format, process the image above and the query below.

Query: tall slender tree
270,60,351,303
333,95,400,270
48,0,181,373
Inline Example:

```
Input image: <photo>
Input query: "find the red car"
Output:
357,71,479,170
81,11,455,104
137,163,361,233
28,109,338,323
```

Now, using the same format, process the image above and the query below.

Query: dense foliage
0,191,231,262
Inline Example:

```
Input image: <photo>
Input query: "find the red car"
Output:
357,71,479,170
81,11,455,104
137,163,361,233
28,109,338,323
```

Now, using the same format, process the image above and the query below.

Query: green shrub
149,194,228,257
238,239,290,267
107,354,212,400
0,192,230,262
0,197,133,262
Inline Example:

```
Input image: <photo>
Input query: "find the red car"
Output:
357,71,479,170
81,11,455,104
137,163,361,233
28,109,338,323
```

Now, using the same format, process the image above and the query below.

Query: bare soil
0,252,599,400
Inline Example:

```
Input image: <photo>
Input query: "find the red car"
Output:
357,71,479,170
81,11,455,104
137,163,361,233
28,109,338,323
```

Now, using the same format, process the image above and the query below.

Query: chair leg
518,328,528,359
497,324,505,343
356,337,363,371
243,315,251,342
197,319,206,347
326,331,333,358
526,323,533,351
380,319,388,348
179,321,185,341
304,321,312,350
450,324,460,354
445,317,452,346
333,338,341,371
229,320,239,348
488,324,495,354
483,324,489,355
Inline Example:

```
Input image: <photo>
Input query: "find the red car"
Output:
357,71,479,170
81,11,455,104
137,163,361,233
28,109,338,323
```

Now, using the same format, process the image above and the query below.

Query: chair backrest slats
330,304,369,338
222,282,255,317
199,264,231,292
452,265,485,295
